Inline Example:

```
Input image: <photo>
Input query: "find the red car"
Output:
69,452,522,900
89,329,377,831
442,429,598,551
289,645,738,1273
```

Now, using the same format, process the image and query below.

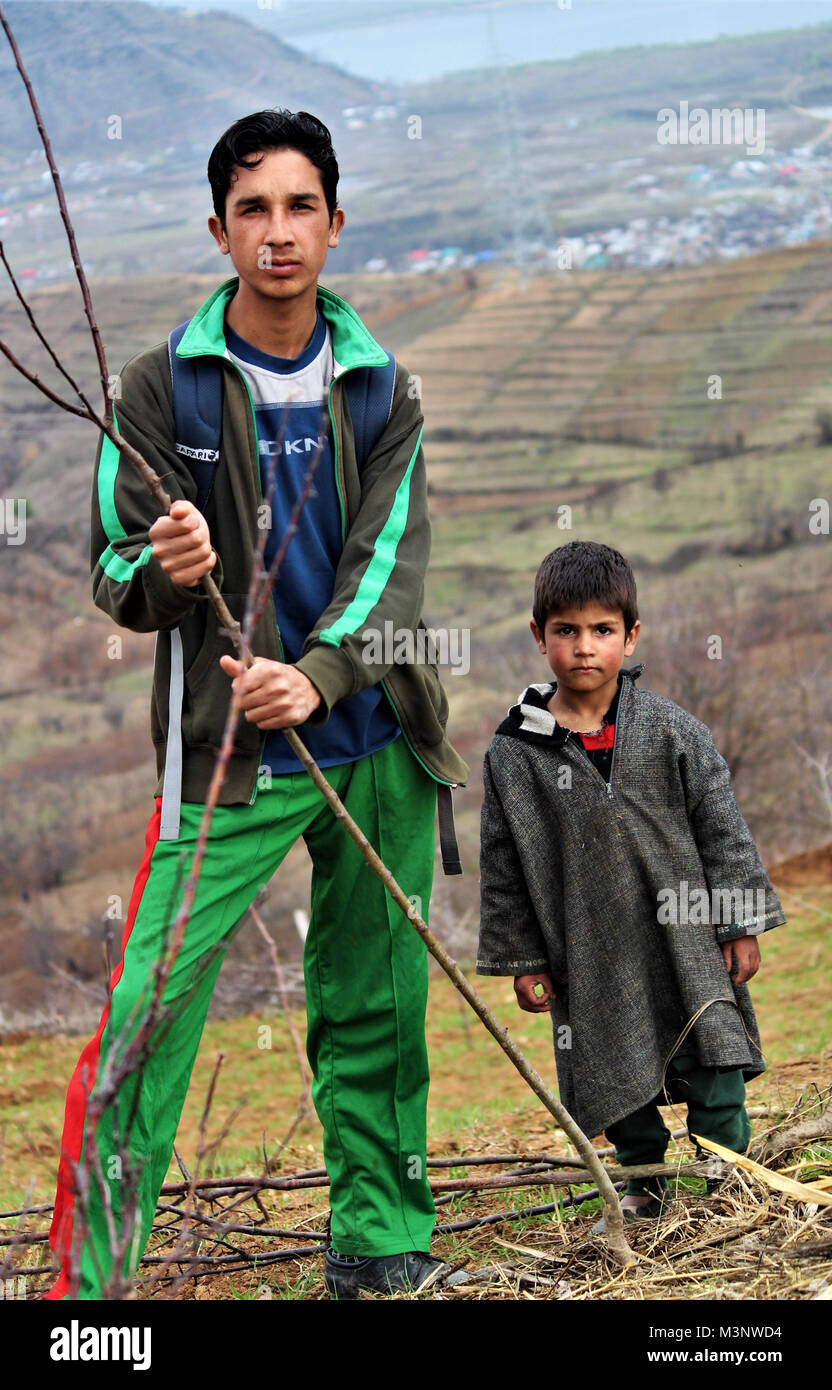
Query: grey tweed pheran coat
476,663,787,1139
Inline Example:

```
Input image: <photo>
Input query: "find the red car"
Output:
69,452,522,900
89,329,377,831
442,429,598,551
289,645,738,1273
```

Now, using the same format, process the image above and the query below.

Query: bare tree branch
0,240,95,409
0,3,110,411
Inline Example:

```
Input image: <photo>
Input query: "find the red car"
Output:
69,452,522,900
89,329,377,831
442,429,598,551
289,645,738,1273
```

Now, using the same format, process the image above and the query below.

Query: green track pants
605,1055,752,1197
46,734,438,1299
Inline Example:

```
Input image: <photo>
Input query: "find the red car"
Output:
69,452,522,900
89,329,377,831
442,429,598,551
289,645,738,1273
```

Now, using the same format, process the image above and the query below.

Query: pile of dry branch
3,1076,830,1301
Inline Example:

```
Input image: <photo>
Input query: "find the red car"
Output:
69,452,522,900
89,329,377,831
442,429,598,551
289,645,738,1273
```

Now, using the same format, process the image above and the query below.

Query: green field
1,880,829,1204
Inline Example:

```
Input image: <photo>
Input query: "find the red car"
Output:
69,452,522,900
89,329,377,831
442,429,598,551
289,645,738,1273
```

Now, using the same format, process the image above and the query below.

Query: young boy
45,109,468,1300
477,540,786,1225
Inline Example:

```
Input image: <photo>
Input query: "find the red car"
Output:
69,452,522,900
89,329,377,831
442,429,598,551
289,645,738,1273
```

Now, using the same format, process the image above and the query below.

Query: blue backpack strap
167,322,224,512
343,355,397,467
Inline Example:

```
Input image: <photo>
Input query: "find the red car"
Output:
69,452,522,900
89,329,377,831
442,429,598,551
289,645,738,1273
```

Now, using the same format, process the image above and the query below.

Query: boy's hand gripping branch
514,973,556,1013
219,654,322,729
149,498,217,590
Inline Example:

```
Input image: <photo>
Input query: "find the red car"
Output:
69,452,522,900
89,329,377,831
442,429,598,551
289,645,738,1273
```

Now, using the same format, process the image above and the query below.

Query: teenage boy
45,109,468,1301
477,540,785,1227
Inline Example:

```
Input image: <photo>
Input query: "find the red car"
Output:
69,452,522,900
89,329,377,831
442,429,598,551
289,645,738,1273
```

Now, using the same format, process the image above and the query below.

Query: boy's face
208,146,344,305
529,601,640,693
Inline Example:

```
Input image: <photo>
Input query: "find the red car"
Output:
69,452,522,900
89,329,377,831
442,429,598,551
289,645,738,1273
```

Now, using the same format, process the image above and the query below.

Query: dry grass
4,1069,830,1302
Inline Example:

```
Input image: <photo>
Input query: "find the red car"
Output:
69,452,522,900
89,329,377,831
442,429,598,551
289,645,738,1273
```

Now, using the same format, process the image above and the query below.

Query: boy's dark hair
207,109,339,227
533,540,639,635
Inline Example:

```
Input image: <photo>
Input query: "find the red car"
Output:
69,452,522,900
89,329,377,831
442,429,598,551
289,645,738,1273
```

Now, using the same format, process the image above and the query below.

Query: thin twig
0,4,109,407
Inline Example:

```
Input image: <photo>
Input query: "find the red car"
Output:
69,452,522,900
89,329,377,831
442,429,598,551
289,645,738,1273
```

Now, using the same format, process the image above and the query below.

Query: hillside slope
0,1,378,153
1,247,831,1028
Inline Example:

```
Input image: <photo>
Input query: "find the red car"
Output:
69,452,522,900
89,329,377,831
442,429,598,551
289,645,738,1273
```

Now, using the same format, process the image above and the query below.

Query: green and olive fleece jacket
476,663,786,1138
90,277,469,811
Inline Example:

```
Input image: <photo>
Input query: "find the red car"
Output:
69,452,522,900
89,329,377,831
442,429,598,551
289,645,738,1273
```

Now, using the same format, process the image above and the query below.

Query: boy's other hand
514,973,556,1013
150,499,217,588
721,935,761,985
219,655,322,728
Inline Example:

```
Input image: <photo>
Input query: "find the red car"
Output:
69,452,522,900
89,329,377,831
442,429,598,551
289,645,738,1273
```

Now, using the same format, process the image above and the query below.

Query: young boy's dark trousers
604,1055,752,1198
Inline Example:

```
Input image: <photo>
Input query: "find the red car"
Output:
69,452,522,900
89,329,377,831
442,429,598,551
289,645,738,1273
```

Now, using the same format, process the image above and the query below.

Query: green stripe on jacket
97,408,154,580
319,425,423,648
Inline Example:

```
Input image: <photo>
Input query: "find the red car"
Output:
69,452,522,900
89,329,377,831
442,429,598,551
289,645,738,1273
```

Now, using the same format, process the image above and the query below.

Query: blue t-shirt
224,311,400,774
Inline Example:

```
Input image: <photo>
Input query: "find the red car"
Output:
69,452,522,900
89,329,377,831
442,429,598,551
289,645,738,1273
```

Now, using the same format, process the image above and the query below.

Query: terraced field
1,244,831,1029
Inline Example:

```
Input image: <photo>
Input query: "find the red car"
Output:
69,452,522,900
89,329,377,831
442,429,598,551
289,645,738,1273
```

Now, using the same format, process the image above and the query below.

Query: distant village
1,97,830,282
346,101,832,273
373,142,832,275
549,147,830,273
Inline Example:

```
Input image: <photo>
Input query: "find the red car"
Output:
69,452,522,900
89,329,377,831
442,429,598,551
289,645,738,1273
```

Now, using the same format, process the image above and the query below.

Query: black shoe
324,1247,452,1300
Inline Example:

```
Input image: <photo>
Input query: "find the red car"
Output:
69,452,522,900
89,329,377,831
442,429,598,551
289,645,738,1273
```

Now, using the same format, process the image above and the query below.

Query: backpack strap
342,356,463,874
437,782,463,875
158,628,185,841
342,357,397,464
167,322,224,513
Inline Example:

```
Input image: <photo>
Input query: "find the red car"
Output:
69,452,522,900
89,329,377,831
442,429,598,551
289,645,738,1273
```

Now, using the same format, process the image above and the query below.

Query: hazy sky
137,0,832,83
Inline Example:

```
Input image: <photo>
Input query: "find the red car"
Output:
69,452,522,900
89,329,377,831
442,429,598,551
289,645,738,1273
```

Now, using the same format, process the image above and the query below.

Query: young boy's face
208,146,345,306
530,601,640,693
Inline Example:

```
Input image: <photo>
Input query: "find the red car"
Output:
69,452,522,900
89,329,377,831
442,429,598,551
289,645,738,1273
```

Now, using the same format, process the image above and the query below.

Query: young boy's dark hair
207,108,340,226
533,539,639,637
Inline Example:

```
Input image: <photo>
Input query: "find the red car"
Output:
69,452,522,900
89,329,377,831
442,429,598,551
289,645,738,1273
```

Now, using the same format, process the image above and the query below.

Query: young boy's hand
150,499,216,588
219,655,322,728
721,936,761,985
514,973,556,1013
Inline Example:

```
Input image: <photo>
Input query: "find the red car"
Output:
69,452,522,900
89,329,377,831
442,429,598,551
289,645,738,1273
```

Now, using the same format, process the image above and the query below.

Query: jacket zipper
379,679,453,786
327,374,448,786
562,677,626,800
327,375,347,546
605,694,622,799
224,359,279,805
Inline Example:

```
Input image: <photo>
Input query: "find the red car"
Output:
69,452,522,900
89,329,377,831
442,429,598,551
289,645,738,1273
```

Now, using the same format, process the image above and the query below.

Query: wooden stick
437,1183,620,1233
